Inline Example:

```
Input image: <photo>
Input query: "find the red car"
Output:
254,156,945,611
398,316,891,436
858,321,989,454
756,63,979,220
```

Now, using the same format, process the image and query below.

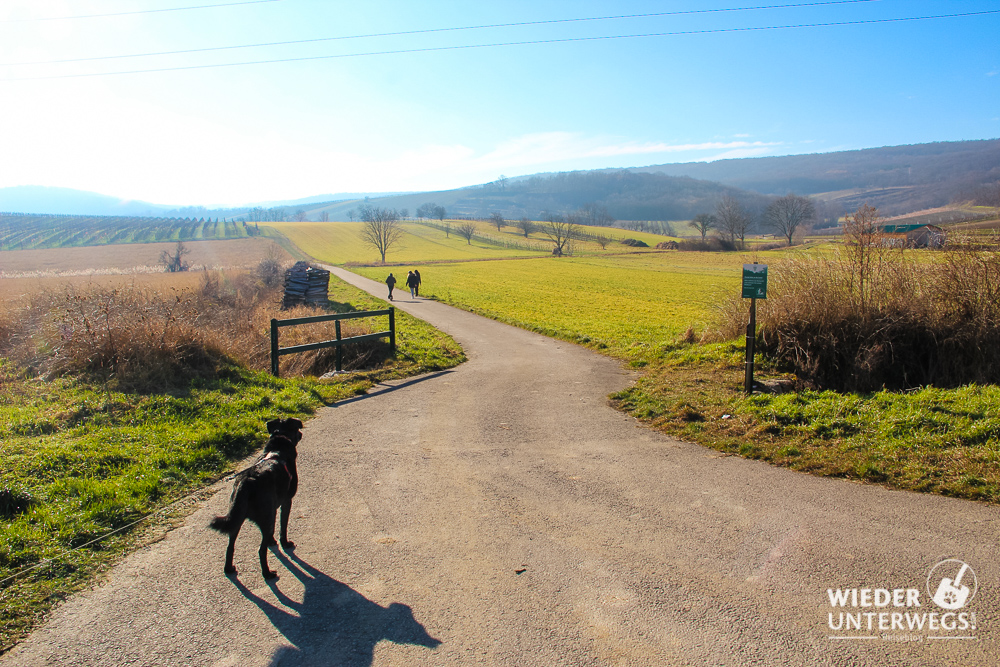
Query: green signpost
742,264,768,299
742,264,768,394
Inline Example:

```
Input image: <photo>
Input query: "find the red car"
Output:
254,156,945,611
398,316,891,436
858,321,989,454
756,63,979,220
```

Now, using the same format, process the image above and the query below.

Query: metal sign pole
741,263,766,395
745,297,756,395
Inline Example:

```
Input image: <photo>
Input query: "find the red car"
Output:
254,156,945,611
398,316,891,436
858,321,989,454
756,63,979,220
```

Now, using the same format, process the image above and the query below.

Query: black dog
209,417,302,579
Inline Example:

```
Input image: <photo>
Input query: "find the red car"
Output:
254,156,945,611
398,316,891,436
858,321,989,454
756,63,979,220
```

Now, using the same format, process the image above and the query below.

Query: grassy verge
611,343,1000,503
0,277,464,652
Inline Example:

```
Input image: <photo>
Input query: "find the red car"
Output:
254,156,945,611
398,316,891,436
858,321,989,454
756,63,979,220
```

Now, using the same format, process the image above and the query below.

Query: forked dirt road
5,267,998,666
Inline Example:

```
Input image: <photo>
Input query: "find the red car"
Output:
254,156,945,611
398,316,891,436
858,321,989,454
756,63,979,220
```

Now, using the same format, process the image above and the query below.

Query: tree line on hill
637,139,1000,216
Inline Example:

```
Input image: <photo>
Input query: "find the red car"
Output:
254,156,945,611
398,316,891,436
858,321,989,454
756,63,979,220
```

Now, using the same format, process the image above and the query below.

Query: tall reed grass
715,218,1000,391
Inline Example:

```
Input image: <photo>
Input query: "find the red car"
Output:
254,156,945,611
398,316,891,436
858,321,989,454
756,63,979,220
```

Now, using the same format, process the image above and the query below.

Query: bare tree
489,211,505,231
455,222,477,245
159,241,191,272
688,213,717,241
593,234,611,250
495,174,508,192
715,196,751,248
319,210,330,222
294,209,308,222
417,202,445,220
842,203,889,311
542,213,578,256
766,194,815,246
579,202,615,226
515,217,536,238
358,205,403,263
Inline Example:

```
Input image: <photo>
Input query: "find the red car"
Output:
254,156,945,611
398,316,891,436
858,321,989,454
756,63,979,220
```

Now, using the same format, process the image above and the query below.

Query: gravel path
4,267,997,666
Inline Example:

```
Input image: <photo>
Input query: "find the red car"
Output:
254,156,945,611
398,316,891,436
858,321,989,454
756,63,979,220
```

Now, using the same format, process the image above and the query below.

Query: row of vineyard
0,213,264,251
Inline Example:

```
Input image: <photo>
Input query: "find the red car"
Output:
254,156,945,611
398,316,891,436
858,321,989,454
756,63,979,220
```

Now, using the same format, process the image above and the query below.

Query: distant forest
460,170,767,222
636,139,1000,215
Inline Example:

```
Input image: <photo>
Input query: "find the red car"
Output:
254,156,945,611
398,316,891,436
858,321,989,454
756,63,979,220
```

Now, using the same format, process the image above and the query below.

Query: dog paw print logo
927,559,977,610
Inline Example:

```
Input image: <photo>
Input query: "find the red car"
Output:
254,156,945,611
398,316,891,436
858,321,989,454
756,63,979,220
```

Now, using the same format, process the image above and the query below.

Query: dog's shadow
231,551,441,666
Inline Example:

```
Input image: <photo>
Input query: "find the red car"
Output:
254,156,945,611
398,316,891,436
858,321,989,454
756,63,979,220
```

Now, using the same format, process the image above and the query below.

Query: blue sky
1,0,998,206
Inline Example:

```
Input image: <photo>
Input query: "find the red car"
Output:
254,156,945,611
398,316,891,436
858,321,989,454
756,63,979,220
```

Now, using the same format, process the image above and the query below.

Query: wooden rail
270,308,395,377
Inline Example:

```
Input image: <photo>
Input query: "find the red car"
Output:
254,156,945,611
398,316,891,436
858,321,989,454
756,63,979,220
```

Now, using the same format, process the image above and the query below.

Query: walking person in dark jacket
414,269,422,296
385,273,396,301
405,270,418,298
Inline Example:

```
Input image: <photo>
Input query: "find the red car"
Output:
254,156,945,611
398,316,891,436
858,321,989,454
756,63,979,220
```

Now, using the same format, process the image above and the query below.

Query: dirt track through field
4,267,998,666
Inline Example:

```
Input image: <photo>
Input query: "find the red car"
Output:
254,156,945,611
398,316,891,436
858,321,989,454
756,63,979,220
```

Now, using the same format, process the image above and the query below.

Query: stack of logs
282,261,330,309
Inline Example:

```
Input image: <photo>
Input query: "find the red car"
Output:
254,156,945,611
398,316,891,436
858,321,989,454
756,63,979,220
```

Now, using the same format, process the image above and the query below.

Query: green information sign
742,264,768,299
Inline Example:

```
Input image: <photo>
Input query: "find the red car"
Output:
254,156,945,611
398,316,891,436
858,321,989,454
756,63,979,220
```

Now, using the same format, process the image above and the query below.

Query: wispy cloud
466,132,780,171
702,146,780,161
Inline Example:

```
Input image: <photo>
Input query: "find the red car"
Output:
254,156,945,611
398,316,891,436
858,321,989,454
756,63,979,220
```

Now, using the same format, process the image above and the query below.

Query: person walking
414,269,422,296
406,270,418,298
385,273,396,301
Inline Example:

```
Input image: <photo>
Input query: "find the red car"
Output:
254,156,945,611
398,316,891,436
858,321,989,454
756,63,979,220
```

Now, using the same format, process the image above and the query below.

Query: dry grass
0,265,380,392
713,233,1000,391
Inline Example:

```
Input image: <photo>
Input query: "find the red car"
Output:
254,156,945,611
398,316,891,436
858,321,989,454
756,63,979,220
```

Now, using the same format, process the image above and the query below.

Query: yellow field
356,254,746,358
270,219,689,265
271,221,546,265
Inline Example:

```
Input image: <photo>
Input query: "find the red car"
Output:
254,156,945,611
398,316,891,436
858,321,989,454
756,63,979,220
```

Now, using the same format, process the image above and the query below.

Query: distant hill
633,139,1000,215
0,186,412,218
0,186,173,217
303,171,762,223
4,140,996,223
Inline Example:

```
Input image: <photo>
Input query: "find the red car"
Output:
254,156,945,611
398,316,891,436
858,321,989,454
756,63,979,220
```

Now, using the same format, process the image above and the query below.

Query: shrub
620,238,649,247
0,271,388,392
677,238,737,252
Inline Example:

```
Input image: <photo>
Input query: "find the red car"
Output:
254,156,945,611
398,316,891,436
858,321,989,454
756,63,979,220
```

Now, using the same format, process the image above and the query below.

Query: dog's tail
209,515,234,533
209,473,251,534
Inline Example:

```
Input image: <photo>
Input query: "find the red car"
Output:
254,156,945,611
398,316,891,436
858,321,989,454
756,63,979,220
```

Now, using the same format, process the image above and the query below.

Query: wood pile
282,261,329,309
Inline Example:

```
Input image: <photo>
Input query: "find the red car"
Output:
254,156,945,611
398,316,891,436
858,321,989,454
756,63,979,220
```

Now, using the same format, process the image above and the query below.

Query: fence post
389,307,396,353
270,319,279,378
335,320,343,372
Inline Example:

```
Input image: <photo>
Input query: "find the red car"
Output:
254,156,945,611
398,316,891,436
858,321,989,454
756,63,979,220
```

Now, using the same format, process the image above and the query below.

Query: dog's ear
288,418,303,430
266,419,280,434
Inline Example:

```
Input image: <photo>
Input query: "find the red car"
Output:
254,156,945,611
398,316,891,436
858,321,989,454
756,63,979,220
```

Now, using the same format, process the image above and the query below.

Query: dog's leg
279,499,295,550
224,526,240,575
258,516,278,579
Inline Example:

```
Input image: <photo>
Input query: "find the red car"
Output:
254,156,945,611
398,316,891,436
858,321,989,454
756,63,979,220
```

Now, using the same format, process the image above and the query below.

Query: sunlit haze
1,0,998,206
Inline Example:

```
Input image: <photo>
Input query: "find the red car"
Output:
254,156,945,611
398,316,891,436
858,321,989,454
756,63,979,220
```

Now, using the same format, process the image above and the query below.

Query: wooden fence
270,308,395,377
